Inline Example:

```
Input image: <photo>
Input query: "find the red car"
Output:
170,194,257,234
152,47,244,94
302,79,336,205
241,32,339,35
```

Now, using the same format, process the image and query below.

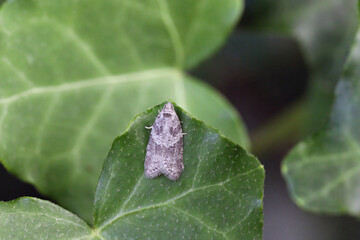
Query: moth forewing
144,102,184,181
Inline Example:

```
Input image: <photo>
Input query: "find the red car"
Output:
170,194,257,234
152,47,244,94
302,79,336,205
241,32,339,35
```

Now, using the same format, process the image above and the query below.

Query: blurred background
1,0,360,239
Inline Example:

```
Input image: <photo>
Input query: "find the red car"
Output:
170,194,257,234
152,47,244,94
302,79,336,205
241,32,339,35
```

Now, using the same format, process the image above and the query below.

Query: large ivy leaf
250,0,358,132
0,102,264,240
282,24,360,217
0,0,247,223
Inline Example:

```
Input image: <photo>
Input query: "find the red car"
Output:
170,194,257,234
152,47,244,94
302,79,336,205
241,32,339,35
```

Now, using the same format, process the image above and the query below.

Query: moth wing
144,135,162,178
162,138,184,180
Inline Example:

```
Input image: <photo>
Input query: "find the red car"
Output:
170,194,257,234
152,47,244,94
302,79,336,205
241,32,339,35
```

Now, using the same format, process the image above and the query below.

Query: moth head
163,102,175,111
161,102,176,118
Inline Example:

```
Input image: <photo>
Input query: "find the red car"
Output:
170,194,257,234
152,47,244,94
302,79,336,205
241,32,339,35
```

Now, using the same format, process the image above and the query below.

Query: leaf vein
0,105,9,145
169,205,228,239
1,56,35,87
224,208,254,234
97,165,263,230
0,68,179,105
71,87,115,159
302,164,360,204
0,211,88,230
35,94,61,154
157,0,184,67
119,174,145,213
288,150,360,169
49,18,110,75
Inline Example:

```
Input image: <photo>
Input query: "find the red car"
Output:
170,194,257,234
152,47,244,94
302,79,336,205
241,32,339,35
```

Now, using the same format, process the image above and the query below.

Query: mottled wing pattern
144,103,184,181
144,135,161,178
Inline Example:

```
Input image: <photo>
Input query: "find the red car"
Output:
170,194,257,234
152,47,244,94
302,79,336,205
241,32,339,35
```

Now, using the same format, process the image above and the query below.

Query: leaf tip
281,164,288,175
294,196,307,208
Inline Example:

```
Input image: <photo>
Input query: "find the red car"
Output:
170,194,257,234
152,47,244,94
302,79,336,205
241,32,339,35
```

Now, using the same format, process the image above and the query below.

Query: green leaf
93,102,264,239
0,0,247,223
251,0,358,132
0,197,93,240
0,102,264,240
253,0,357,81
282,25,360,217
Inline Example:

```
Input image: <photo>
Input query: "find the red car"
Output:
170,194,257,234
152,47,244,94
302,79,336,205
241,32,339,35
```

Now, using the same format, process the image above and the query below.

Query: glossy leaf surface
283,25,360,217
0,102,264,239
94,102,264,239
0,0,247,222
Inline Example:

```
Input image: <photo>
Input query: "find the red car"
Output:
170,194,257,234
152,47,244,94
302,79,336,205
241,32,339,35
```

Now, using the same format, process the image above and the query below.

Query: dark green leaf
282,26,360,217
94,102,264,239
0,0,247,222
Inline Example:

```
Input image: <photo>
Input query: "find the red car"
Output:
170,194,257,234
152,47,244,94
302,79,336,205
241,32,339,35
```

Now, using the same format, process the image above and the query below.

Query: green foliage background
0,0,249,224
0,103,264,240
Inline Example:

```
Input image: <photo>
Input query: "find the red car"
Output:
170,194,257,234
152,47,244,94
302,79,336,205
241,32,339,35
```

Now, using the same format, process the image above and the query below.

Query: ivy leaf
282,24,360,217
254,0,357,79
0,198,93,240
251,0,358,132
0,102,264,240
94,101,264,239
0,0,246,223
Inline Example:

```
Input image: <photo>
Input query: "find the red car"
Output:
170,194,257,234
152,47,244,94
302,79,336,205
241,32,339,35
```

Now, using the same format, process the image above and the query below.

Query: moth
144,102,184,181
